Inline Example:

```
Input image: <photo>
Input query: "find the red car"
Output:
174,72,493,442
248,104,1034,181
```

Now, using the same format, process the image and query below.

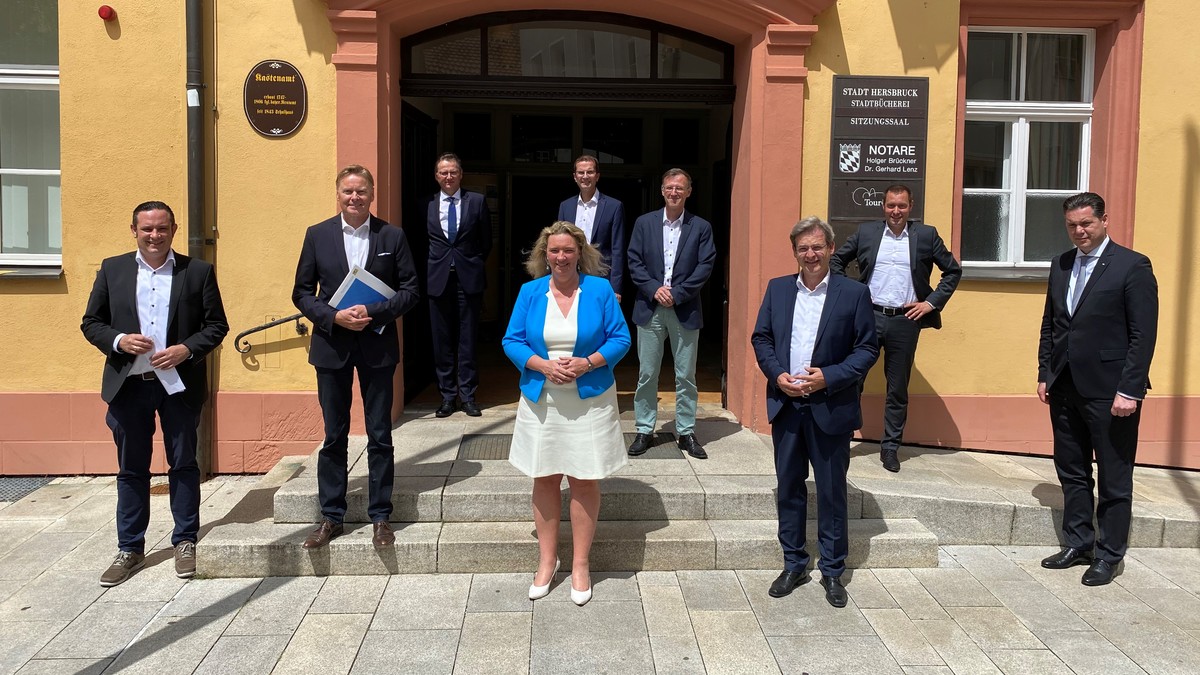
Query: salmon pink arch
325,0,838,431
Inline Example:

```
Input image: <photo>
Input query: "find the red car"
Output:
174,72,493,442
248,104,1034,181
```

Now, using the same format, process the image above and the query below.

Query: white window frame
963,27,1095,269
0,65,61,267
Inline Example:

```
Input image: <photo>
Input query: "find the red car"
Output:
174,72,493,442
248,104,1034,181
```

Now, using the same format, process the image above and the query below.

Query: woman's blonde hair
524,221,608,279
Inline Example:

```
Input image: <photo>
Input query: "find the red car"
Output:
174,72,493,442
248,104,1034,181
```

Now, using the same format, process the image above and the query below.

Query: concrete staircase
199,410,1199,578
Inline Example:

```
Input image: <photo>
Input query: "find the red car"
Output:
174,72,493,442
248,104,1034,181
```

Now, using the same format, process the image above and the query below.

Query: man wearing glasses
557,155,626,299
626,168,716,460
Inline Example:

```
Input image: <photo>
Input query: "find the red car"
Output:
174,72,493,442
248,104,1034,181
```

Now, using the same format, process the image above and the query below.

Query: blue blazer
557,191,626,294
502,274,631,403
751,274,879,435
627,209,717,330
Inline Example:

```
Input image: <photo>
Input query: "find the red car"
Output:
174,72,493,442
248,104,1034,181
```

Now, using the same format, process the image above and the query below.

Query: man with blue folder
292,165,420,549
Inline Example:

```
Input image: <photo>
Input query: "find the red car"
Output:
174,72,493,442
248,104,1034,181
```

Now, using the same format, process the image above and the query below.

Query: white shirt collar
796,272,830,294
1077,236,1110,260
135,249,176,272
341,213,371,233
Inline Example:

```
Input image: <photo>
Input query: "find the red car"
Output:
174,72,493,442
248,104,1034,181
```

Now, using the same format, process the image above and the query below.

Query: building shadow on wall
1166,124,1198,505
886,0,959,72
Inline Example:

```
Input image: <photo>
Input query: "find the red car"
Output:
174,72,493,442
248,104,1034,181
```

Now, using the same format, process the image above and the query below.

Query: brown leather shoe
372,520,396,549
303,519,343,549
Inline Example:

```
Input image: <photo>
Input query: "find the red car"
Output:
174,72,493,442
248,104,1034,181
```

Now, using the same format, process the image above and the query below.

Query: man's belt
130,371,157,381
872,304,906,317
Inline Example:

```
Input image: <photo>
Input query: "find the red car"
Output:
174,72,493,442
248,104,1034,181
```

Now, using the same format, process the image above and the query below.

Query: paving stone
914,619,1002,675
352,629,458,675
200,521,440,576
162,578,260,618
769,635,905,674
941,545,1035,583
1114,554,1181,589
737,569,874,637
710,518,937,571
1016,561,1156,614
699,475,865,520
224,576,323,635
936,549,962,568
39,494,116,533
0,531,92,580
900,667,953,675
15,658,110,674
649,634,706,674
454,611,531,675
35,600,161,659
0,484,105,520
1126,548,1200,593
597,475,706,520
641,585,693,637
872,569,950,621
465,573,534,612
683,429,776,476
613,458,699,477
273,475,445,524
0,521,53,560
637,571,679,587
532,571,641,603
945,606,1045,651
194,634,290,674
841,569,899,609
677,570,749,611
1138,502,1200,548
0,570,106,622
855,478,1015,545
104,614,234,674
1123,585,1200,631
984,649,1071,674
94,555,187,603
450,459,528,477
984,580,1091,635
910,568,1001,607
0,620,70,675
690,610,780,674
531,601,653,674
1001,490,1165,548
1037,630,1147,675
273,612,370,674
863,608,944,666
307,575,388,615
371,574,470,631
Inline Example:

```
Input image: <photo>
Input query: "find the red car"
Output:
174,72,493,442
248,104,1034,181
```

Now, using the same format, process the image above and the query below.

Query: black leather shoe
303,519,343,549
768,570,810,598
1041,547,1093,569
1081,559,1119,586
881,449,900,473
461,401,482,417
435,400,456,418
678,434,708,460
628,433,653,456
820,575,848,608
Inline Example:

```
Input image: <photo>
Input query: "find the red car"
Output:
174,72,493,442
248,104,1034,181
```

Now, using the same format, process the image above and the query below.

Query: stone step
198,518,937,578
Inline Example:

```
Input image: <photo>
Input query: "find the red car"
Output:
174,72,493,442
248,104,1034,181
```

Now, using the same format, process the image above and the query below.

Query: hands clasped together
118,333,191,369
533,355,592,386
334,304,372,331
776,366,827,398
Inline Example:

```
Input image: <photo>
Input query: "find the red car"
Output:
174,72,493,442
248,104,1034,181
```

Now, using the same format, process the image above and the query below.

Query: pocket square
377,252,392,257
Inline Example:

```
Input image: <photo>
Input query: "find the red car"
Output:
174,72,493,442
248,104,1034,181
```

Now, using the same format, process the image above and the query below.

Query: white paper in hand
328,266,396,335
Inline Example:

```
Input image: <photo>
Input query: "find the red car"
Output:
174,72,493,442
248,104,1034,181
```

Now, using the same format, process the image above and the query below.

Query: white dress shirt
341,214,370,271
1067,235,1109,315
113,250,185,394
868,225,917,308
438,189,462,240
662,209,684,286
789,273,829,377
574,193,599,243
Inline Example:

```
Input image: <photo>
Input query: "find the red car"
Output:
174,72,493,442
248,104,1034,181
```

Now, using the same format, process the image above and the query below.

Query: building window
961,28,1093,266
0,0,60,267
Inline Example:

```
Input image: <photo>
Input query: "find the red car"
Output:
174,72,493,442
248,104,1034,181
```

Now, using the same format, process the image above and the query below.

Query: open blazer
502,274,631,402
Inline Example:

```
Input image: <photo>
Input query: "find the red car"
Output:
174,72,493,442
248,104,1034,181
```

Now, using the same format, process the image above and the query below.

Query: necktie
445,196,457,243
1069,254,1092,315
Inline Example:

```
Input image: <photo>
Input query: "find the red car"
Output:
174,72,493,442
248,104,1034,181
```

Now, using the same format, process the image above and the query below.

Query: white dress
509,288,627,479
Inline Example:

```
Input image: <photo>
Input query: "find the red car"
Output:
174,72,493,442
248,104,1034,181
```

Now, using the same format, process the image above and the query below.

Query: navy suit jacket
627,209,716,330
81,251,229,408
1038,240,1158,400
292,214,420,370
557,191,626,294
830,220,962,329
751,274,879,435
426,190,492,296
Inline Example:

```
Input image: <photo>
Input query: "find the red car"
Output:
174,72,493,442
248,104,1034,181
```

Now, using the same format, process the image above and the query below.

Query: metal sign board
244,60,307,138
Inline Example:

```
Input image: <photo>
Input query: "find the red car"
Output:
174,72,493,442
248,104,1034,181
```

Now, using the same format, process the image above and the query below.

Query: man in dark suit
426,152,492,418
1037,192,1158,586
830,185,961,472
752,216,878,607
557,155,626,298
81,201,228,586
626,168,716,460
293,165,420,550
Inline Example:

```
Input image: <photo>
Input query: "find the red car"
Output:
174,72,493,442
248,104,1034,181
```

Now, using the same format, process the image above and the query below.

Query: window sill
961,266,1048,282
0,265,63,279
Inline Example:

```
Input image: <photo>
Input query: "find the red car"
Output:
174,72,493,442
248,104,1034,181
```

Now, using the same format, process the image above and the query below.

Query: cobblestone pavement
2,470,1199,674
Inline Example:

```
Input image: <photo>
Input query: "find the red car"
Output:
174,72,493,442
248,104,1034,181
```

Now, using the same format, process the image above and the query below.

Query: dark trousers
873,311,922,451
429,270,483,403
1049,369,1140,563
315,361,397,523
772,399,852,578
105,377,201,554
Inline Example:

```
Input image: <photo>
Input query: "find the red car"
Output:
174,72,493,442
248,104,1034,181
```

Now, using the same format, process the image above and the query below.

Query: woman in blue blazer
502,222,631,606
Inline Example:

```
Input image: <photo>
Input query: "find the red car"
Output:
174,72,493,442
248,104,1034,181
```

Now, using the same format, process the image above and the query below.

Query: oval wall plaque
244,60,307,138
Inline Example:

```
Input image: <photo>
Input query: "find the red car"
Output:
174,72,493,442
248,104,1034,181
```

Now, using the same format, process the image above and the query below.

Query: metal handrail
234,313,308,353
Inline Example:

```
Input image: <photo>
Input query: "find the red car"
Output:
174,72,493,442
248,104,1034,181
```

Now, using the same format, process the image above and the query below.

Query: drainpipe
185,0,213,477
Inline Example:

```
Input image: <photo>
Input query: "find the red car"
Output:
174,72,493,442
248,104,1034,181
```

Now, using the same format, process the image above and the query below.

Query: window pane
1027,122,1081,190
658,35,723,79
966,32,1017,101
961,192,1010,262
511,115,572,163
410,30,481,75
582,117,642,165
1,174,61,255
963,121,1010,189
0,88,60,170
0,0,57,67
488,23,651,78
1023,194,1073,262
1026,33,1084,102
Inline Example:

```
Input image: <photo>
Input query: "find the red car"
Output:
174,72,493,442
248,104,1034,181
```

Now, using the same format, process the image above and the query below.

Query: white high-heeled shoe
570,578,592,606
528,559,560,600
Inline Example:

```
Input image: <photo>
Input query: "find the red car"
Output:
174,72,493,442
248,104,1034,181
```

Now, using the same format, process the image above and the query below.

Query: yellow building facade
1,0,1196,474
